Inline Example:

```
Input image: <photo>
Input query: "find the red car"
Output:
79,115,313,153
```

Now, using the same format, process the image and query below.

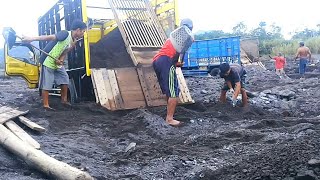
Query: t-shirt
273,56,286,69
224,64,246,84
153,39,179,61
40,31,71,69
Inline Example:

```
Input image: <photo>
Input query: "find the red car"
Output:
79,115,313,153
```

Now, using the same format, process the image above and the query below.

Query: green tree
232,22,247,36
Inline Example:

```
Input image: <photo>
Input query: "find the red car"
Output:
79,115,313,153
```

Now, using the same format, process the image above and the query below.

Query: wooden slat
176,67,194,103
18,116,46,132
137,67,153,106
0,106,14,114
101,69,116,110
107,70,124,109
0,109,29,124
5,121,40,149
92,69,109,107
90,69,100,103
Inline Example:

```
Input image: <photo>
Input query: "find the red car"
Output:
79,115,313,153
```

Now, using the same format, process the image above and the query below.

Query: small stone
201,90,208,94
190,120,195,123
300,113,305,117
125,142,136,152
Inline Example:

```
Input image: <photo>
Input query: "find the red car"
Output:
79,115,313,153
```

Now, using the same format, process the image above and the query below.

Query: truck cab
4,42,39,88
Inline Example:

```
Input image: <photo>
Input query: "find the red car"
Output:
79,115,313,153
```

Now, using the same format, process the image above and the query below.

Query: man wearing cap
294,42,311,78
152,18,193,127
219,63,248,107
22,19,87,111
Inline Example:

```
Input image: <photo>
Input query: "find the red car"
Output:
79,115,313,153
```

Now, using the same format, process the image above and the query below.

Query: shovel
2,27,59,61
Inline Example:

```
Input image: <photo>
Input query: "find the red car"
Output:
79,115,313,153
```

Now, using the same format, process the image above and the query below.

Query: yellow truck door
4,43,39,88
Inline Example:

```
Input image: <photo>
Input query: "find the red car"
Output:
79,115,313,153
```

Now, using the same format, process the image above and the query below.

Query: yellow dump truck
4,0,193,110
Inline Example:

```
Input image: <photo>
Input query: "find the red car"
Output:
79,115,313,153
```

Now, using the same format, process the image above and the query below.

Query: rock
300,113,305,117
260,92,267,97
262,89,272,94
308,159,320,167
201,90,208,94
278,89,295,98
295,170,316,180
125,142,136,152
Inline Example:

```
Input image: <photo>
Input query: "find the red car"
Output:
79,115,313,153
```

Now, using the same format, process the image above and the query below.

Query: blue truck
182,36,241,76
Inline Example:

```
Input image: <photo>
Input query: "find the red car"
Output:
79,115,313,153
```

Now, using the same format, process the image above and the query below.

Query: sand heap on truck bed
90,28,135,69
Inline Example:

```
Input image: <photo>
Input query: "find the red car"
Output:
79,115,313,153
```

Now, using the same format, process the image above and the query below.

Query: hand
232,99,237,107
55,59,63,66
20,35,33,43
176,61,184,67
229,89,235,94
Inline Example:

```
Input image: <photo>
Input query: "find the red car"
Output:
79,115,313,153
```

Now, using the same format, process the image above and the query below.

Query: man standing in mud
219,63,248,107
21,19,87,111
153,18,193,127
294,42,311,78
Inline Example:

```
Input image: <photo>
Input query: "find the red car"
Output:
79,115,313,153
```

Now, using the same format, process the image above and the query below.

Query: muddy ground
1,58,320,180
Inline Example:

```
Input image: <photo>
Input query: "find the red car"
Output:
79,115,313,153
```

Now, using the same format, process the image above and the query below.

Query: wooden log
0,109,29,124
0,124,93,180
5,120,41,149
18,116,46,132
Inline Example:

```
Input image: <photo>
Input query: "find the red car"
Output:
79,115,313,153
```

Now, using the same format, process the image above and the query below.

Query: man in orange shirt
270,52,286,79
153,18,193,127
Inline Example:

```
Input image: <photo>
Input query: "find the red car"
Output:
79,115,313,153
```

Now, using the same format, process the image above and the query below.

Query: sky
1,0,320,46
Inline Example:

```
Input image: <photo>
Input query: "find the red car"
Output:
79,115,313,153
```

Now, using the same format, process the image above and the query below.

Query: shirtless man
294,42,311,78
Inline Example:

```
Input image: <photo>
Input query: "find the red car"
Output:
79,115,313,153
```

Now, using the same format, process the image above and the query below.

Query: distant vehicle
182,36,241,76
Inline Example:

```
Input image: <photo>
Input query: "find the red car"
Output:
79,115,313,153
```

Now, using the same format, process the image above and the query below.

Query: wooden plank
101,69,116,110
18,116,46,132
120,91,145,102
176,67,194,103
176,68,188,103
137,67,153,106
5,121,40,149
0,124,93,179
107,70,124,109
0,106,14,114
0,109,29,124
123,101,146,110
90,69,100,104
92,69,109,107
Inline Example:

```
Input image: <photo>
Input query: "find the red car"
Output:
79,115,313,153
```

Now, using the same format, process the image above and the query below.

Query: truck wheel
210,68,220,76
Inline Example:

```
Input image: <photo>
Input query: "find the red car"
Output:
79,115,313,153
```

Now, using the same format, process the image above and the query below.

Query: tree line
195,21,320,56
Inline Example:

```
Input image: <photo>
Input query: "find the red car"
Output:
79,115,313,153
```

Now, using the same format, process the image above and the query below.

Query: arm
21,34,56,43
56,49,68,65
226,81,233,90
308,48,312,60
233,82,241,100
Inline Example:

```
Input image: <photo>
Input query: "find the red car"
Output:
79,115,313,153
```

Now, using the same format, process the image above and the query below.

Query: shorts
153,56,179,98
39,66,69,90
299,58,308,74
222,75,246,91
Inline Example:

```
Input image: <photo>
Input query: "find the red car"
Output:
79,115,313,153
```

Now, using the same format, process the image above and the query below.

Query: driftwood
0,124,93,180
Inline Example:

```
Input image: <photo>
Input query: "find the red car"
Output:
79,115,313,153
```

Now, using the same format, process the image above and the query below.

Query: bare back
296,46,311,59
